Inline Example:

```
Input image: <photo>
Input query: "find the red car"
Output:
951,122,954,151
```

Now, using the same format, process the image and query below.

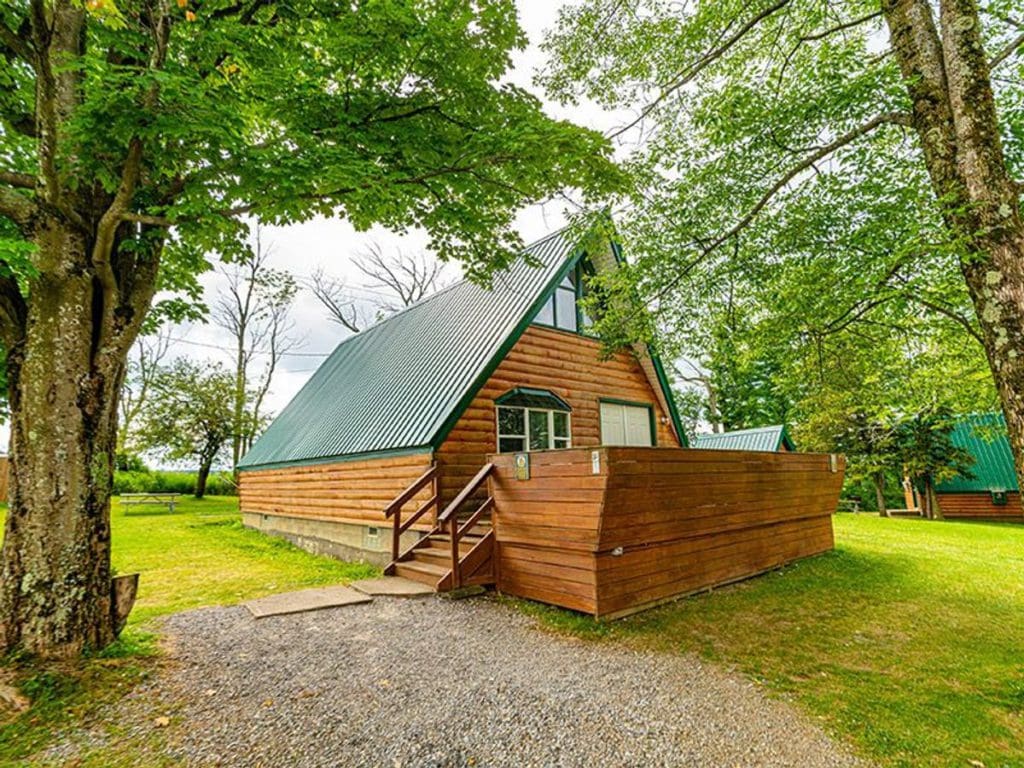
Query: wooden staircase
383,463,496,591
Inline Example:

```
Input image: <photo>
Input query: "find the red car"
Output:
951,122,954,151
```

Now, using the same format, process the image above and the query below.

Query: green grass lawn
109,496,377,625
0,496,378,766
517,514,1024,768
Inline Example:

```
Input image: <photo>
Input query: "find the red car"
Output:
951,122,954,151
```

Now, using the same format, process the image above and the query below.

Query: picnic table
120,492,179,514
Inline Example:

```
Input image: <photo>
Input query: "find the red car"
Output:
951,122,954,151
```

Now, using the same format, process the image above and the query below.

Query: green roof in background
692,425,795,452
935,412,1018,493
239,227,684,470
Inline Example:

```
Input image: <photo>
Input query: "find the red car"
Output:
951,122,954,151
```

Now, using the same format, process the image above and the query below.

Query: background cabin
934,413,1022,521
691,425,795,452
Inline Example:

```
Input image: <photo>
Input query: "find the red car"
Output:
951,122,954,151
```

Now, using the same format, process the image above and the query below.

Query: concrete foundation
242,512,424,567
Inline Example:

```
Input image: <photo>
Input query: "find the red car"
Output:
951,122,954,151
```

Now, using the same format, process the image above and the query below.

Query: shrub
113,469,237,496
115,452,148,472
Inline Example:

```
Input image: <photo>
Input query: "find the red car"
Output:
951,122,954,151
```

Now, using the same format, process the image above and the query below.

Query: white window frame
496,405,572,453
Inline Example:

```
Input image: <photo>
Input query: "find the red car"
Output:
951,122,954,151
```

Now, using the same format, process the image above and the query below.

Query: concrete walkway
244,577,430,618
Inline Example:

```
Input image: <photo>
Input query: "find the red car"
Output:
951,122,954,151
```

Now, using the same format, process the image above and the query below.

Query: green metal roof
692,425,795,452
239,227,683,470
935,412,1018,493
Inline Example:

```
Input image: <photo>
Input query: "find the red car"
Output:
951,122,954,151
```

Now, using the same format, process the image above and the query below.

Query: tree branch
0,17,33,61
0,187,36,230
685,112,910,268
121,212,173,227
0,171,35,189
911,294,984,344
608,0,793,140
990,30,1024,69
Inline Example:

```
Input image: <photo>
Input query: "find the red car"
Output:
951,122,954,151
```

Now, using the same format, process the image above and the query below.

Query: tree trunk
195,461,212,499
872,471,889,517
925,477,943,520
883,0,1024,511
0,231,124,657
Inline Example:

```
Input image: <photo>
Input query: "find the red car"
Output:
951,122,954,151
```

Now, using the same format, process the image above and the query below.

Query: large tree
544,0,1024,500
0,0,617,656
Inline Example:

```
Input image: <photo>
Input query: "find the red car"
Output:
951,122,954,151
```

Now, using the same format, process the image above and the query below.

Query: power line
167,335,331,358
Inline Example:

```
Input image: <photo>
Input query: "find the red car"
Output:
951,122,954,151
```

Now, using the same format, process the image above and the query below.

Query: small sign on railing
592,450,601,474
514,452,530,481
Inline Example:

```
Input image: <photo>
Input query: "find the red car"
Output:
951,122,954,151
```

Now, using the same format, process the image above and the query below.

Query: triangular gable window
532,258,595,334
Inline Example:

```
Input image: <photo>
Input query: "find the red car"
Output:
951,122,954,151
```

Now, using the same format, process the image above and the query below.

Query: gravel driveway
121,596,863,767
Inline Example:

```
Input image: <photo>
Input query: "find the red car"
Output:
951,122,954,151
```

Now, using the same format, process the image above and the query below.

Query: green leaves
543,0,1002,469
2,0,621,304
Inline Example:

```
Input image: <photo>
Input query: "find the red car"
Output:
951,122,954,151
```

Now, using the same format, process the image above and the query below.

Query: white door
600,402,654,446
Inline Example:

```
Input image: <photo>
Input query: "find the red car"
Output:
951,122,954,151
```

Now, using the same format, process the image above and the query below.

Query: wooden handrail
457,496,493,538
384,464,439,565
437,462,494,524
450,494,494,588
384,465,437,518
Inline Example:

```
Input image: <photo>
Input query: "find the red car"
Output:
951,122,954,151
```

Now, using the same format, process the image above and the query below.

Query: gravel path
115,596,864,767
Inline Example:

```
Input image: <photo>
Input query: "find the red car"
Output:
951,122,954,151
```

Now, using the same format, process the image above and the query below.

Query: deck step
425,537,478,554
393,560,448,586
414,548,455,566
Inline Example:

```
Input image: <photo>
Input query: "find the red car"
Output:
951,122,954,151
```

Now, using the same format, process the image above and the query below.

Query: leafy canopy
0,0,621,287
541,0,1010,469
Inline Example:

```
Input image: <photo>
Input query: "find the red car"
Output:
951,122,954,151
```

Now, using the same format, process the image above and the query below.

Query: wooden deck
488,447,845,619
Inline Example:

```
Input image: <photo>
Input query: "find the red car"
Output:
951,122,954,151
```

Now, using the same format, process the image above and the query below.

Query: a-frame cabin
239,227,844,618
239,227,682,563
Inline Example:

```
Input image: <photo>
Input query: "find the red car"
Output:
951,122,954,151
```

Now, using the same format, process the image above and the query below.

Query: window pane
534,297,554,326
554,438,571,449
499,437,526,453
528,410,550,450
561,271,575,288
555,288,577,332
579,306,593,330
553,411,569,438
498,407,525,436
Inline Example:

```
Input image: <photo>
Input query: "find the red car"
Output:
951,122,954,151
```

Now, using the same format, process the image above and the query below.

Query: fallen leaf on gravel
153,716,170,727
262,698,274,708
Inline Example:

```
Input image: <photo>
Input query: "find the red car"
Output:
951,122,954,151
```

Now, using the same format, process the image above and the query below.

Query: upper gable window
533,261,594,334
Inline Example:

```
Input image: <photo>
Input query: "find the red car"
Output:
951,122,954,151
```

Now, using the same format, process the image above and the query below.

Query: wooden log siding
238,452,435,528
436,324,679,507
935,492,1024,522
488,447,844,619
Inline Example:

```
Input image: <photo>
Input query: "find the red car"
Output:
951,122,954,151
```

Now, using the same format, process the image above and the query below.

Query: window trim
598,398,657,447
496,404,572,453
